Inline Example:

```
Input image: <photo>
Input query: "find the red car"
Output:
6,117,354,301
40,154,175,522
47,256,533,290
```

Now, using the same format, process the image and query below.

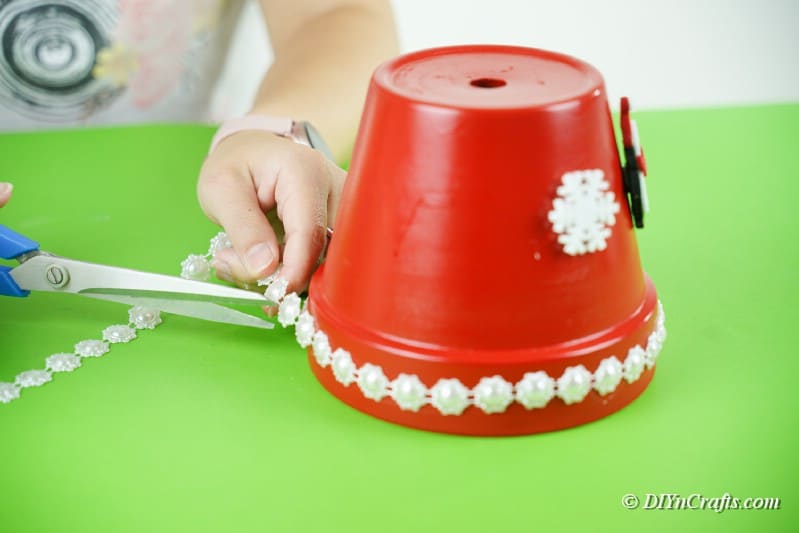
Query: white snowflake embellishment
548,169,620,255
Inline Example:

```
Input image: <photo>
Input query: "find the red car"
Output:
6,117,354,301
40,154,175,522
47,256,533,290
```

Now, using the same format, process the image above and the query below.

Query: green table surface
1,105,797,532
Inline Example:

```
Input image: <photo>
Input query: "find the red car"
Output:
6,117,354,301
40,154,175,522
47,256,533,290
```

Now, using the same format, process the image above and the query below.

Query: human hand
0,183,12,208
197,131,345,294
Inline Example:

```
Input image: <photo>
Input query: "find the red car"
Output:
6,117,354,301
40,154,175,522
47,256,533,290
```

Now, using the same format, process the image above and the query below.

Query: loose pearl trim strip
0,306,162,404
0,232,231,405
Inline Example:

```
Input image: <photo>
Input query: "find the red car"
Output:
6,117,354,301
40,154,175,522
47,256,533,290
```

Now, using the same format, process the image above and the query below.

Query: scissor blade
10,255,274,306
81,293,275,329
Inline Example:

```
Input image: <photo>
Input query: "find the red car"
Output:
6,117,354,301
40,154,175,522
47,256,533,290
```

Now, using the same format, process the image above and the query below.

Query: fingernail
245,243,274,277
211,259,232,277
0,182,12,195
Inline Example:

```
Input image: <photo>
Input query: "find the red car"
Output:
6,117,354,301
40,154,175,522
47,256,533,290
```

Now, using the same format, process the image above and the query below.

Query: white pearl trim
0,308,162,404
180,254,212,281
304,301,663,415
390,374,427,412
204,230,664,415
515,371,556,409
251,255,666,415
208,232,232,257
1,229,234,405
1,231,665,414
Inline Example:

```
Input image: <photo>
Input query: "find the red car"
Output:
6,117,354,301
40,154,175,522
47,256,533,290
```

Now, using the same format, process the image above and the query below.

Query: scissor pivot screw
46,264,70,289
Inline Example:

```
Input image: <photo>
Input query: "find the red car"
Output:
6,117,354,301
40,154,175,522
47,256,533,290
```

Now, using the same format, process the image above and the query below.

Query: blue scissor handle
0,224,39,259
0,224,39,297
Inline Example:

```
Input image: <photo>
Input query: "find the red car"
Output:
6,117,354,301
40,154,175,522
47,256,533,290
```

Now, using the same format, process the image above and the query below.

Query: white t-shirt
0,0,244,130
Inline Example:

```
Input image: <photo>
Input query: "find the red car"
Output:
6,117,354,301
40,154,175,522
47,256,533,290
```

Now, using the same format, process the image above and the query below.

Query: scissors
0,224,274,329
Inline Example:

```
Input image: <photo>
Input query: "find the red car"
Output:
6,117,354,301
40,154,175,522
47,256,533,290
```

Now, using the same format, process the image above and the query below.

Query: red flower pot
306,45,664,435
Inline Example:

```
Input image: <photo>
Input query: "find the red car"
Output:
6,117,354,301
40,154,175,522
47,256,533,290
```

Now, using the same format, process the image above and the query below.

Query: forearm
252,4,399,162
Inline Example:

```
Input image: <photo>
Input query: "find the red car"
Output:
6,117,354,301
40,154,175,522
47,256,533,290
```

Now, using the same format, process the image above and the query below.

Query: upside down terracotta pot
306,45,665,435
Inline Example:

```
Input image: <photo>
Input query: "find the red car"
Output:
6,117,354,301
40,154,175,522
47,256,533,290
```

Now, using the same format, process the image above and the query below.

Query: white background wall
211,0,799,118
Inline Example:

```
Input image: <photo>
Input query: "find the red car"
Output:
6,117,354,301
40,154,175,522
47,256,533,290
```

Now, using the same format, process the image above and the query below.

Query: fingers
0,182,12,208
275,150,332,292
197,165,280,282
197,130,345,296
